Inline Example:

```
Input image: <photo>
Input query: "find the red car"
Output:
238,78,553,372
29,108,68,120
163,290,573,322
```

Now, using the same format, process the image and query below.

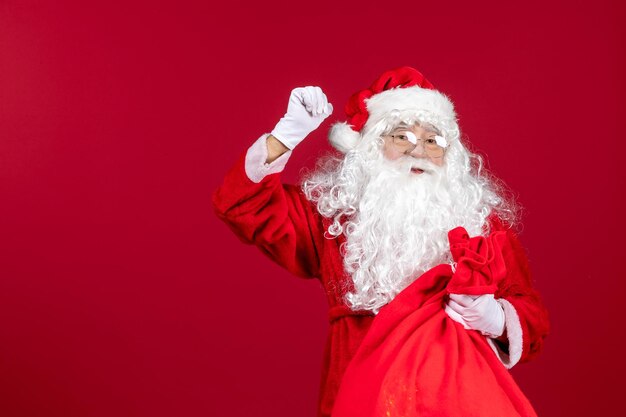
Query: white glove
270,86,333,149
444,294,506,338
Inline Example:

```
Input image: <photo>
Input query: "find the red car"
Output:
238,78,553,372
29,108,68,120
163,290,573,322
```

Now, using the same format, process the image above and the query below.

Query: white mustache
386,157,440,174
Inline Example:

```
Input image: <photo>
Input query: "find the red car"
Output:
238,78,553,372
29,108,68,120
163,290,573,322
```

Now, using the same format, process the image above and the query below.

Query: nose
406,141,427,157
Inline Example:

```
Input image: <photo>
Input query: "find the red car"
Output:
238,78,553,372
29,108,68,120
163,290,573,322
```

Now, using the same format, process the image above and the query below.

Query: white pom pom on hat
328,122,361,153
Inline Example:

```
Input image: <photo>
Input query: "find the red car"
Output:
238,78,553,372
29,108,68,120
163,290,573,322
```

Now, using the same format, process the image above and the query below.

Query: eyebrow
390,126,439,136
392,123,411,130
419,123,441,135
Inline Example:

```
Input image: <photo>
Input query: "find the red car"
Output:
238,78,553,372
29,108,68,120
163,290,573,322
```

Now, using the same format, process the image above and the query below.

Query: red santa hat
329,66,458,153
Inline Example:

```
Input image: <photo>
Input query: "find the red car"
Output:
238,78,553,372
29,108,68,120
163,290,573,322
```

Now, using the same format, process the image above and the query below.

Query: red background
1,1,625,416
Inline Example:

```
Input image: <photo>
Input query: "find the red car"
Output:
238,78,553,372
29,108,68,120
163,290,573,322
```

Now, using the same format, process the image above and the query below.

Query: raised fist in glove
270,86,333,150
444,294,506,338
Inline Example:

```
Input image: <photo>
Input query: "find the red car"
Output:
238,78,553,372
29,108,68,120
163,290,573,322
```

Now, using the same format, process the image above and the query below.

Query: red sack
331,227,538,417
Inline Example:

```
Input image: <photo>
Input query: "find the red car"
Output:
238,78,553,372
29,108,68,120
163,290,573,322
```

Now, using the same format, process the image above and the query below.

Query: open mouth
411,167,425,174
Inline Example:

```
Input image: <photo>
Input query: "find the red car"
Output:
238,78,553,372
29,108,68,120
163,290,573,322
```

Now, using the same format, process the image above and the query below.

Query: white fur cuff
244,134,292,183
486,298,523,369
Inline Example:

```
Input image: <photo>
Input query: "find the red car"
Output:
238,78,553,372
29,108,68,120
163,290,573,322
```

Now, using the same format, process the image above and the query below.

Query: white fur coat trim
245,134,292,183
486,298,524,369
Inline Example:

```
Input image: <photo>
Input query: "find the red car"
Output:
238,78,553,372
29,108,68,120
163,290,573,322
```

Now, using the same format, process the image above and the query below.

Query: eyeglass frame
382,125,448,158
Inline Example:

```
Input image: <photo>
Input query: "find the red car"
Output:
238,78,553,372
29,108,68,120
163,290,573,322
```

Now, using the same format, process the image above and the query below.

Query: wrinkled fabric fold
447,226,507,295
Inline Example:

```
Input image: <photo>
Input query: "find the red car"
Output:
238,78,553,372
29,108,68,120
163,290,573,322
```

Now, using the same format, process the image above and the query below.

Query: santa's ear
328,122,360,153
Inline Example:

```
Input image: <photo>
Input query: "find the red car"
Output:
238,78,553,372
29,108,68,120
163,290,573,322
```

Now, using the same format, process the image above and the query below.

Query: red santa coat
213,141,550,417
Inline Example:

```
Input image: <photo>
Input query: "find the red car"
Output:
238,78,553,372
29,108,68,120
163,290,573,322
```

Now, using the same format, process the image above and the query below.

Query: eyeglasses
386,131,446,158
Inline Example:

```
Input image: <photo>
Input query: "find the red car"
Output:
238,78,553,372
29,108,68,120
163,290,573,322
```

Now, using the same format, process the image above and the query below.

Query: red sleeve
212,152,322,279
492,220,550,364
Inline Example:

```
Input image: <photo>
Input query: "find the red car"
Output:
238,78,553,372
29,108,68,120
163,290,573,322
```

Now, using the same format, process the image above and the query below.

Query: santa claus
213,67,549,417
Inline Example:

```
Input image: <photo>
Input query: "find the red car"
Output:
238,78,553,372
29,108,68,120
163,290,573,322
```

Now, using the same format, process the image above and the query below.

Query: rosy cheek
383,146,402,160
429,156,444,166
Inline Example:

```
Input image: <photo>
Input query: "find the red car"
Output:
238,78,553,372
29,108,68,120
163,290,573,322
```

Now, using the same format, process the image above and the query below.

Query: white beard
303,138,509,314
342,156,486,313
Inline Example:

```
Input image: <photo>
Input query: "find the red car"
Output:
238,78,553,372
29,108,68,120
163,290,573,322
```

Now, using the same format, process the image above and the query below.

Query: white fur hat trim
328,85,457,153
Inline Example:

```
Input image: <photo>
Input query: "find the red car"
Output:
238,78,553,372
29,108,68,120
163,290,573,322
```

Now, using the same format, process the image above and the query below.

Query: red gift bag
331,227,538,417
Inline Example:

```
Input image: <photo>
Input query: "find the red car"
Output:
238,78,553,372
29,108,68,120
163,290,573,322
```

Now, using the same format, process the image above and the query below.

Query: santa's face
382,123,445,169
